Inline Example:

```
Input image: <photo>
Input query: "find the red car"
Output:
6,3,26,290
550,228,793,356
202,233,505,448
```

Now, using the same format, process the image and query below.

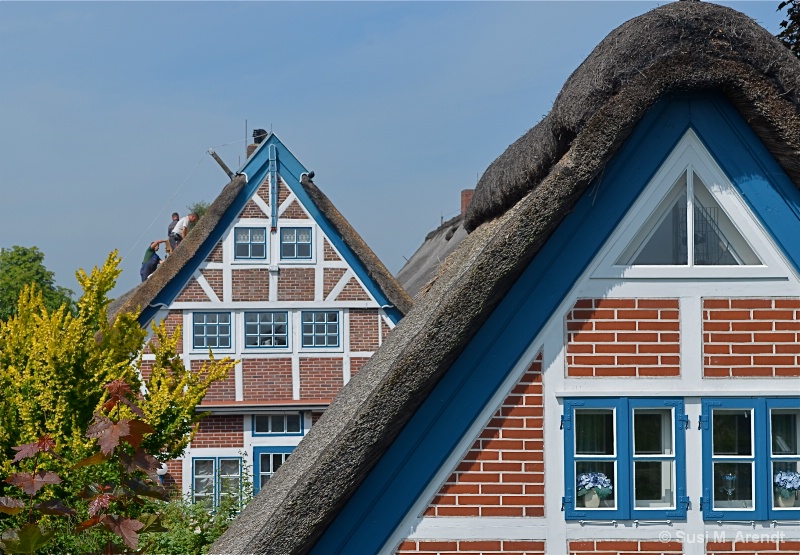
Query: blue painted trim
299,310,341,349
242,310,290,351
279,226,313,260
253,445,296,494
251,412,305,437
309,93,800,554
139,133,403,326
233,226,268,260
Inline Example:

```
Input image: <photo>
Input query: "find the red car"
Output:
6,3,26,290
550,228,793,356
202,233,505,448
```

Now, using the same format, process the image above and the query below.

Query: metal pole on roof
208,148,235,179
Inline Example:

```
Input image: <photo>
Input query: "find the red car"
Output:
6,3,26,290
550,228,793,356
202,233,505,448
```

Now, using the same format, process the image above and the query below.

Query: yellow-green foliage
0,251,234,474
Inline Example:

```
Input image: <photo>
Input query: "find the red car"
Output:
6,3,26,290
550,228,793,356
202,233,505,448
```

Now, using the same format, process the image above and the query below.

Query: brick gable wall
703,298,800,377
349,309,379,351
323,268,347,299
424,353,543,517
239,199,267,218
193,360,235,402
175,277,210,303
706,539,800,554
569,540,682,555
242,358,293,401
145,310,183,354
232,268,270,302
281,200,308,219
566,298,680,377
278,267,315,301
256,178,271,206
324,239,341,261
396,540,545,554
192,415,243,448
205,241,223,263
201,269,223,300
300,358,343,400
336,277,371,301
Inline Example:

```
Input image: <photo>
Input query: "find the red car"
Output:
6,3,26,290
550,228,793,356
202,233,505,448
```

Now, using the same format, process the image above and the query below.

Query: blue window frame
301,311,339,348
564,398,687,520
193,312,232,350
253,446,295,493
191,457,242,507
252,413,304,436
280,227,312,259
244,311,288,348
234,227,267,259
701,398,800,520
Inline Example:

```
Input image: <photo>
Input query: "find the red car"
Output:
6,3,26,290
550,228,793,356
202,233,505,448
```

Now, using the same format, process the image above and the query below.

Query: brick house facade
118,134,411,504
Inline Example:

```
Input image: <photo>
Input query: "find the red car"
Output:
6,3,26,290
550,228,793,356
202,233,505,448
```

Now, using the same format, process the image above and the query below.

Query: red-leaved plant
0,379,169,554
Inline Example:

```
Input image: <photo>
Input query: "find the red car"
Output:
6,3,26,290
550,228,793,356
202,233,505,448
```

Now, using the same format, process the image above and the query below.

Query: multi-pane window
192,458,241,507
564,398,686,520
280,227,312,259
254,447,294,493
234,227,267,259
244,312,288,348
193,313,231,349
301,311,339,348
253,413,302,435
701,398,800,520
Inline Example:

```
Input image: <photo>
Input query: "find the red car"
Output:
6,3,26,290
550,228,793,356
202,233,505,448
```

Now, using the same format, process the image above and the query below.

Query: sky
0,1,785,298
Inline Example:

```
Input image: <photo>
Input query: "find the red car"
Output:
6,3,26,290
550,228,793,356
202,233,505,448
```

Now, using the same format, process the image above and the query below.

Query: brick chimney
461,189,474,217
247,129,268,158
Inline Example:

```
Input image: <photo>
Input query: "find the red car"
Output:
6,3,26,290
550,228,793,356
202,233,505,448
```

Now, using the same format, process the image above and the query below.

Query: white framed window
193,312,232,350
244,311,289,348
252,413,303,436
301,311,339,348
192,457,242,508
234,227,267,260
280,227,312,260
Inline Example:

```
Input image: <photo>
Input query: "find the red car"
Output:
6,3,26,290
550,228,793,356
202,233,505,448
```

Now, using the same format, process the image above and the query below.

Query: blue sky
0,1,784,297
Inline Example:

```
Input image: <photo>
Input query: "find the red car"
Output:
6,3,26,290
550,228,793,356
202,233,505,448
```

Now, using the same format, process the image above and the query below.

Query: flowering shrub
577,471,613,499
774,470,800,499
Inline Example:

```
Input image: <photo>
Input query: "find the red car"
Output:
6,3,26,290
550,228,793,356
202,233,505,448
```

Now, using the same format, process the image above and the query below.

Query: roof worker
167,212,180,251
140,240,167,282
170,212,198,247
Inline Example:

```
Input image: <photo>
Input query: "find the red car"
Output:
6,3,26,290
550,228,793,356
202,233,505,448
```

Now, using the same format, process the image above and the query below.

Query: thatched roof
395,213,467,298
209,3,800,554
109,154,412,325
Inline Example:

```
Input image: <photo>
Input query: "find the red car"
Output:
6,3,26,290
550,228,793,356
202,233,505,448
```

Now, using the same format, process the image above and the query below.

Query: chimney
461,189,474,217
247,129,268,158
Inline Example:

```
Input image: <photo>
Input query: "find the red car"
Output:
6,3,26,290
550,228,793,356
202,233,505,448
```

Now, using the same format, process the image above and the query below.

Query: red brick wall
323,268,347,299
232,268,270,302
300,358,343,400
382,319,391,345
201,269,223,300
256,179,271,206
396,540,545,554
350,309,379,351
566,298,680,377
311,411,324,426
192,415,243,448
146,310,183,354
175,277,210,303
239,199,267,218
336,277,371,301
281,200,307,219
324,239,341,261
425,353,543,517
162,459,182,492
707,539,800,554
278,268,315,301
278,182,291,205
242,358,292,401
139,360,154,382
703,298,800,377
206,241,223,263
351,356,370,377
193,360,235,402
569,540,682,555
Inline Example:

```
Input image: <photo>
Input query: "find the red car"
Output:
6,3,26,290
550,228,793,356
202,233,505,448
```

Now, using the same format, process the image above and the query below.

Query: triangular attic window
617,170,759,266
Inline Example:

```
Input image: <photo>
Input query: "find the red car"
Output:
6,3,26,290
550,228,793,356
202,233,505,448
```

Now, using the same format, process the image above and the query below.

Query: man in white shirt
170,212,198,246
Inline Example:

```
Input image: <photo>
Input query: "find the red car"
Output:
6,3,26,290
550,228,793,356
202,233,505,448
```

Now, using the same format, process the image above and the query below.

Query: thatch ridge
465,0,800,231
209,3,800,554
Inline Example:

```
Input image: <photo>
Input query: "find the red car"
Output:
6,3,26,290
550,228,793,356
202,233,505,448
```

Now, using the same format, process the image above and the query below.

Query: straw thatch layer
465,0,800,231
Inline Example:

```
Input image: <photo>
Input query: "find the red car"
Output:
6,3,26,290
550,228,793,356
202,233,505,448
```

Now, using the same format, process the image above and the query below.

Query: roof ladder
269,144,278,232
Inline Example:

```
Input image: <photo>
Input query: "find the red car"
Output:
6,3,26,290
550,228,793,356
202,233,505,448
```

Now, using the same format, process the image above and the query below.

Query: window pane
575,461,616,509
235,243,250,258
634,460,674,508
287,414,301,433
220,459,239,475
575,410,614,456
194,477,213,494
773,461,800,509
713,410,752,456
772,410,799,456
251,244,265,258
297,244,311,258
254,415,269,433
713,462,753,509
282,229,296,243
634,409,672,455
272,415,285,433
281,243,296,258
220,477,239,496
195,460,214,476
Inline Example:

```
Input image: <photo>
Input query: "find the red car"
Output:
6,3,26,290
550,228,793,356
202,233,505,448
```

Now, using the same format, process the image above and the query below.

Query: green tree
0,246,74,321
0,250,234,479
778,0,800,58
187,200,210,222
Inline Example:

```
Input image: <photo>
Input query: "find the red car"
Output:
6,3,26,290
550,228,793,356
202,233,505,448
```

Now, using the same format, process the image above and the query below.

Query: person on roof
140,240,167,282
167,212,180,251
170,212,198,247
